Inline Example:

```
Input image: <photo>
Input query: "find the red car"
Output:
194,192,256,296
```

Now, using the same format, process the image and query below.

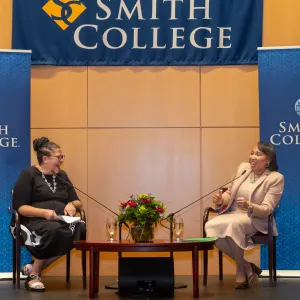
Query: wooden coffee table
75,239,215,299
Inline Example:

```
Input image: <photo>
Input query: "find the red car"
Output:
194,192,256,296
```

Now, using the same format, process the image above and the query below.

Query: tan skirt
205,211,258,250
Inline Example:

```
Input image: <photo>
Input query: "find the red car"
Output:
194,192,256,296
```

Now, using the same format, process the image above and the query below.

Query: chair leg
219,250,223,281
203,250,208,286
16,237,21,289
273,237,277,282
12,239,16,285
66,252,71,283
82,251,87,289
268,241,274,287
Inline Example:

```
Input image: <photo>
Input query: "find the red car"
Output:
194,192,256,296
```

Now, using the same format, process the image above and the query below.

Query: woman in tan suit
205,142,284,289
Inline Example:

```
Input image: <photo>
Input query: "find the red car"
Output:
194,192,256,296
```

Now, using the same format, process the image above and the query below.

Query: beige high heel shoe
235,279,249,290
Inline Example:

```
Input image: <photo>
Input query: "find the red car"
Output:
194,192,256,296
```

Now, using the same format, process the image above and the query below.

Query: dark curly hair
33,137,60,165
257,141,278,172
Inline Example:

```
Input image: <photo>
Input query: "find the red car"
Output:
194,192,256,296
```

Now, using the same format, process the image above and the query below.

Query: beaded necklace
40,168,57,193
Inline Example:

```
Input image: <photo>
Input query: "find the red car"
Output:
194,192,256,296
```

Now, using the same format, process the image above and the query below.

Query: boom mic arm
51,170,119,217
166,170,247,240
51,170,131,240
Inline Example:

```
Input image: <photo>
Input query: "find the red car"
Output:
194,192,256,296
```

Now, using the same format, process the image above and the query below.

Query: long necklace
41,169,57,193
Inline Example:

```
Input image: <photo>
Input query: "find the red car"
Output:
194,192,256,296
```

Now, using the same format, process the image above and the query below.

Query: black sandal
25,274,45,292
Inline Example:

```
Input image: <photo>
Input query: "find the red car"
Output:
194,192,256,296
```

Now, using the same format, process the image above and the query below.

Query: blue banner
0,50,31,273
258,47,300,270
12,0,263,66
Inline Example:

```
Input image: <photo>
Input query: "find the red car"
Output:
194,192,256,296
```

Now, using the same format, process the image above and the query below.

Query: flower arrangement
118,193,166,227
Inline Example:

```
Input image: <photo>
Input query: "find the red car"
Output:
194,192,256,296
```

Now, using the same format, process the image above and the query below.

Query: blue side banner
12,0,263,66
0,50,31,272
258,48,300,270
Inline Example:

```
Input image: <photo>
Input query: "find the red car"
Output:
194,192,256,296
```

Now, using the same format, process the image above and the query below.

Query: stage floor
1,275,299,299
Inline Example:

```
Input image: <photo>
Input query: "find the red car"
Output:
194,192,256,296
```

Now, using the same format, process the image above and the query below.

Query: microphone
51,170,129,234
166,170,247,239
51,170,118,217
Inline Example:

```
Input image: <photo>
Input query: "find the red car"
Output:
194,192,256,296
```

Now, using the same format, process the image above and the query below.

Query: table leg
89,247,95,299
203,250,208,286
93,252,100,294
192,246,199,298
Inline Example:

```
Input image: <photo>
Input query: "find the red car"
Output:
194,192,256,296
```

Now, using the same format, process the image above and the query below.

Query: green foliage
118,193,166,226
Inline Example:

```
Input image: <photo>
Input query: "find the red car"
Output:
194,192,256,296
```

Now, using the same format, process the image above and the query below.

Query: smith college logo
295,99,300,117
42,0,86,30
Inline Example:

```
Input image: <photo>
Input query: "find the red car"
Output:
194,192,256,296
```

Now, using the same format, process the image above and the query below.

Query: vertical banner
0,50,32,274
258,47,300,270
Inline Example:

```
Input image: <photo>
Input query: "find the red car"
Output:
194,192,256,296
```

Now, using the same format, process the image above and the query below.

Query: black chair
203,206,277,287
9,205,87,289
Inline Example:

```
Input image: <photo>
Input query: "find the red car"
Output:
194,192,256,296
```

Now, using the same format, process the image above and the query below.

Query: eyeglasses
51,154,65,161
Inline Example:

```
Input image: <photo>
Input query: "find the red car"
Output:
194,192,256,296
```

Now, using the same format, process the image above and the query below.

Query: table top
74,239,215,252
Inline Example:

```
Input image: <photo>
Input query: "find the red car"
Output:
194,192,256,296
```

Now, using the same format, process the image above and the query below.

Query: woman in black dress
12,137,86,292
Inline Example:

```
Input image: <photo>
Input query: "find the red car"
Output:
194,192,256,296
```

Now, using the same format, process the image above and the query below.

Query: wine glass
106,218,117,242
173,218,184,241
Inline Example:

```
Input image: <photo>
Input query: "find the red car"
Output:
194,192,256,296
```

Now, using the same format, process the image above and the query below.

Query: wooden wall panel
0,0,12,49
263,0,300,46
201,127,259,201
31,66,87,128
201,66,259,127
87,128,201,275
88,67,200,128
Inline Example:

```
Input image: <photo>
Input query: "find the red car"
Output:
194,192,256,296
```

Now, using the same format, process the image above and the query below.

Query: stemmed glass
173,218,184,242
106,218,117,242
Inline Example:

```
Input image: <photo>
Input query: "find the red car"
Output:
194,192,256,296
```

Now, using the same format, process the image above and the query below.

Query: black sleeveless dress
11,166,86,259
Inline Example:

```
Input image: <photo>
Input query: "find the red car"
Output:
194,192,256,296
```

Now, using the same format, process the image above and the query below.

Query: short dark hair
257,141,278,171
33,137,60,165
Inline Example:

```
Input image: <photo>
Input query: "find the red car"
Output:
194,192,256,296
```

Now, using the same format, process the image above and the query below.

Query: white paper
57,215,81,224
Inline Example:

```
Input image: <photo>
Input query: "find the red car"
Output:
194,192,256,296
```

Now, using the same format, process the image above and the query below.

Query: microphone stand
169,214,174,241
52,171,131,239
52,170,127,290
163,170,246,290
52,170,131,231
51,170,119,218
51,170,134,290
166,170,246,240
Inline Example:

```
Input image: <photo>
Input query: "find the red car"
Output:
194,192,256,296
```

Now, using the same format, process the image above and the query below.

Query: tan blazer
220,162,284,236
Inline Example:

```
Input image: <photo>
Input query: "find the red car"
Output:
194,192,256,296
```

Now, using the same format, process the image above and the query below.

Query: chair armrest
8,206,21,240
203,207,219,237
8,206,20,226
268,210,275,236
9,206,86,224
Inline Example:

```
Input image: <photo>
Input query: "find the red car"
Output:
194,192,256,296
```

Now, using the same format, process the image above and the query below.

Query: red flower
128,201,137,207
121,201,129,208
141,198,147,203
156,207,164,213
147,198,152,203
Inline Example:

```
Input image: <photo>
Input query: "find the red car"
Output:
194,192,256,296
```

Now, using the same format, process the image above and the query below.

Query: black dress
11,166,86,259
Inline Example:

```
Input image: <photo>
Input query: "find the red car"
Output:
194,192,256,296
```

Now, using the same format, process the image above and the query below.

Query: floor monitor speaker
118,257,174,297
